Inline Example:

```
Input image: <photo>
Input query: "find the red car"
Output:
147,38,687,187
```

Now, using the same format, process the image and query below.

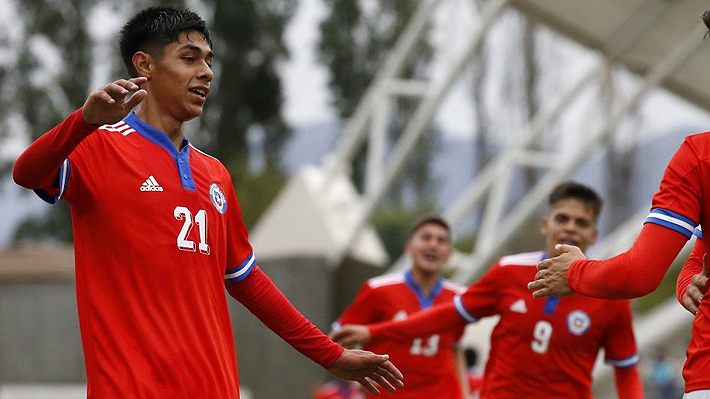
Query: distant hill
281,120,706,238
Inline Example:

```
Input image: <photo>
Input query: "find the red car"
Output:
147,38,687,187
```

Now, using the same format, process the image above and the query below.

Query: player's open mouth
558,238,577,246
189,89,207,98
424,253,438,261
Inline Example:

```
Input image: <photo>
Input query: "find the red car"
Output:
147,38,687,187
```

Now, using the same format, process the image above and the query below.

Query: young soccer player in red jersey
12,6,403,399
528,14,710,399
332,183,644,399
331,217,469,399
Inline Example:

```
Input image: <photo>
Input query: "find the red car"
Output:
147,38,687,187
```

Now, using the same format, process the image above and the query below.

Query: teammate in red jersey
331,216,469,399
11,6,402,399
332,182,644,399
528,14,710,399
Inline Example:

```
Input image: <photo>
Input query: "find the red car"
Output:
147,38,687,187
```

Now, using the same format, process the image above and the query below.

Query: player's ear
590,226,599,245
540,216,548,237
132,51,152,78
404,240,413,256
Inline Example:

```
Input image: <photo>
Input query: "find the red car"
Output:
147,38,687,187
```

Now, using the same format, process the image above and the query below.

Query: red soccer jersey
456,251,638,399
642,132,710,392
334,271,466,399
35,112,255,398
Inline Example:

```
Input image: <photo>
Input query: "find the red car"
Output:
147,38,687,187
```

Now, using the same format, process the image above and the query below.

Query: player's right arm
330,265,501,346
677,237,708,315
13,78,146,190
531,137,702,299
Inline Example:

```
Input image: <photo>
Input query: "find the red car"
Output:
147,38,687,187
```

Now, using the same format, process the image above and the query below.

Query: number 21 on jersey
174,206,210,255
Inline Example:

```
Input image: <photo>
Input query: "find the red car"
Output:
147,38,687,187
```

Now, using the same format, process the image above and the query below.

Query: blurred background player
331,216,469,399
332,182,644,399
11,6,403,398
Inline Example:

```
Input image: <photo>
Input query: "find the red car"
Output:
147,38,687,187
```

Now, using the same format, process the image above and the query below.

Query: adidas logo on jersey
140,176,164,192
509,298,528,314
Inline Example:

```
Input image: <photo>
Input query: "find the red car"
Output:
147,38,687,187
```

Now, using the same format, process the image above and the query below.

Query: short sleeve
224,181,256,283
602,301,639,369
455,263,503,322
645,139,702,238
333,283,379,329
35,133,104,207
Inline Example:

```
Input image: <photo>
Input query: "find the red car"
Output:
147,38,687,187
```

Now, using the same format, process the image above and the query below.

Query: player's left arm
225,267,403,395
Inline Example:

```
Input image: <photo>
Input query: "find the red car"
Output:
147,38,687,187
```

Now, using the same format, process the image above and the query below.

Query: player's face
541,198,599,255
405,223,452,276
147,30,214,122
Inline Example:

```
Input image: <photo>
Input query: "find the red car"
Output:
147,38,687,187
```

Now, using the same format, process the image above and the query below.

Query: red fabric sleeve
602,301,638,361
458,262,504,319
677,238,706,306
13,108,96,189
336,283,379,326
614,366,644,399
568,223,688,299
225,266,343,368
368,302,466,343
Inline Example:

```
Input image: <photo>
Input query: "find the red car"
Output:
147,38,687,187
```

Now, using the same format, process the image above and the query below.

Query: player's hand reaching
683,254,709,315
82,77,148,126
327,348,404,396
329,325,372,348
528,243,584,297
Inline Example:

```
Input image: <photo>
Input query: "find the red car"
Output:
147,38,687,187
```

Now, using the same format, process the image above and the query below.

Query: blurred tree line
2,0,441,259
4,1,626,264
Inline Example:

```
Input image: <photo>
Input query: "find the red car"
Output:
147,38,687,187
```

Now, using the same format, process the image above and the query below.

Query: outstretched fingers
373,362,404,392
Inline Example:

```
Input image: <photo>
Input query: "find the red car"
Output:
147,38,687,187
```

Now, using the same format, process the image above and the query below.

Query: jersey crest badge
209,183,227,214
567,310,591,335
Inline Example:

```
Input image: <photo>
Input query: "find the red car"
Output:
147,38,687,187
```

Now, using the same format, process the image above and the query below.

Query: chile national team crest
566,310,591,335
209,183,227,214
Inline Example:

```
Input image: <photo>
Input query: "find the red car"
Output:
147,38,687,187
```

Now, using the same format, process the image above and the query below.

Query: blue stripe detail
404,270,443,309
543,297,560,315
225,253,257,283
34,159,70,204
695,226,703,240
124,112,196,191
454,295,478,323
644,208,696,239
607,353,639,369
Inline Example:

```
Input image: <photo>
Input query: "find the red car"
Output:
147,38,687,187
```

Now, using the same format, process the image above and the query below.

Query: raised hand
329,325,371,348
82,77,148,126
528,243,585,297
683,254,709,315
327,349,404,395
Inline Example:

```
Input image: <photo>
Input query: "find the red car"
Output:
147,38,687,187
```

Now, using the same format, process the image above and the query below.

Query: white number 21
174,206,210,255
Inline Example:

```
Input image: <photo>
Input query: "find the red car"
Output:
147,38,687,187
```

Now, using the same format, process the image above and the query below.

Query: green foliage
13,201,72,243
200,0,296,171
226,162,287,229
5,0,295,243
453,233,476,253
370,201,437,261
318,0,438,204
